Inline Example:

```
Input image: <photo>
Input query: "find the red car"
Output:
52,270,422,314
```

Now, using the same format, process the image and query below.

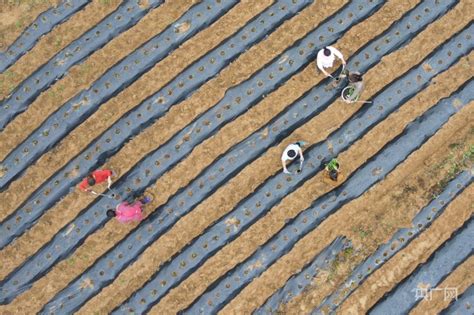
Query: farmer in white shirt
281,141,305,174
316,46,346,78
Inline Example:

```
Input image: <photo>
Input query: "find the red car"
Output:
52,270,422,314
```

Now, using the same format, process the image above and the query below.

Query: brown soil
0,0,274,219
12,0,472,312
339,184,473,315
0,0,348,312
410,256,474,315
79,1,357,312
0,0,278,273
0,0,192,159
279,119,474,315
0,0,289,276
0,0,472,313
152,4,474,313
0,0,313,312
0,0,60,52
0,0,122,100
217,72,474,313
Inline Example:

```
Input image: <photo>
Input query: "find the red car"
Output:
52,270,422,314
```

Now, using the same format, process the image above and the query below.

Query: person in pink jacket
106,196,151,223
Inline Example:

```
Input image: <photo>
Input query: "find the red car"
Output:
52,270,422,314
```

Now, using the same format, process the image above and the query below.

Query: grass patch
448,142,462,149
327,258,340,282
54,36,62,48
393,184,418,204
352,226,372,239
15,18,25,30
430,144,474,197
327,245,355,282
343,246,354,259
48,89,57,99
4,70,14,78
462,144,474,162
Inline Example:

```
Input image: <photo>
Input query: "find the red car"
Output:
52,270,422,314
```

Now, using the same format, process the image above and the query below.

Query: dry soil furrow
178,100,474,312
0,0,295,275
0,0,277,272
0,0,60,52
216,81,474,313
0,0,277,219
0,0,194,159
0,0,121,101
278,118,474,314
410,255,474,315
264,187,474,315
0,0,330,311
2,0,382,312
149,14,474,312
338,183,473,315
2,0,466,312
74,1,430,312
0,0,336,270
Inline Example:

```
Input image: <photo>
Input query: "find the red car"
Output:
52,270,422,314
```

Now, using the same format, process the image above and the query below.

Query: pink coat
116,201,143,223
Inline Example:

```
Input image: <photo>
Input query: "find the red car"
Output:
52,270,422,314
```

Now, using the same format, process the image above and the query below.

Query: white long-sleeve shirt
282,143,303,162
281,143,304,174
316,46,345,74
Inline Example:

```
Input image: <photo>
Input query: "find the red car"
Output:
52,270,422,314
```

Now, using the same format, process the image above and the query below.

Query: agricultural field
0,0,472,314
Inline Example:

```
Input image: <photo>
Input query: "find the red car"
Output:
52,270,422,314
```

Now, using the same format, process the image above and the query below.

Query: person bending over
316,46,346,78
325,158,340,181
78,169,113,195
341,71,365,103
282,141,305,174
106,196,151,223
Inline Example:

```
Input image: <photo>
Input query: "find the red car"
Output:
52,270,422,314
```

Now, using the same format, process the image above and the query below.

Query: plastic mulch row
369,215,474,315
0,0,90,73
182,41,473,314
42,1,462,313
440,284,474,315
314,170,473,314
0,0,166,130
255,236,350,314
116,10,469,315
0,0,237,188
2,1,316,308
35,0,387,312
0,0,314,250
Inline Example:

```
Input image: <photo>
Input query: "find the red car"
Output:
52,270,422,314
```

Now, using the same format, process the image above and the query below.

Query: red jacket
79,169,112,191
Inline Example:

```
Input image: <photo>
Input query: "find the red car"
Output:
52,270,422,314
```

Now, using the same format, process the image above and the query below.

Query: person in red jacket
78,169,113,195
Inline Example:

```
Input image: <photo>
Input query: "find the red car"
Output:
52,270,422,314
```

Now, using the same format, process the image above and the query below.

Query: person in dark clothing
341,71,370,104
325,158,340,181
